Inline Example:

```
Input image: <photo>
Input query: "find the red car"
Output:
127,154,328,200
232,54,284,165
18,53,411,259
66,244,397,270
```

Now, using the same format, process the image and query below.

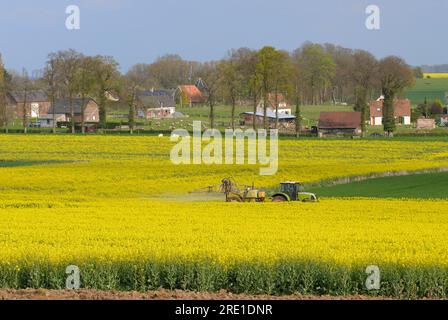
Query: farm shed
176,85,206,107
48,98,100,123
416,118,436,130
257,93,292,115
318,112,362,136
369,98,411,126
136,89,176,119
240,111,296,129
7,90,50,118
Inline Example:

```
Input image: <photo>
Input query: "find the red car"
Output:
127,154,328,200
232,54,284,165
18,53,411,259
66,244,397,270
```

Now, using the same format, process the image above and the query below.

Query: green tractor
271,182,318,202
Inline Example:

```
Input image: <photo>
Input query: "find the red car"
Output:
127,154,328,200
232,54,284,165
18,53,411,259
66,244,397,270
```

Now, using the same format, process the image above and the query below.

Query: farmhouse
240,111,296,129
47,98,100,123
177,85,206,107
318,112,362,136
369,97,411,126
7,90,50,118
136,89,176,119
257,93,292,115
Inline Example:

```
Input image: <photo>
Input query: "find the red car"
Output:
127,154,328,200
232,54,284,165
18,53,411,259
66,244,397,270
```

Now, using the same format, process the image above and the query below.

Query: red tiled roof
318,112,361,129
369,99,411,118
179,85,205,103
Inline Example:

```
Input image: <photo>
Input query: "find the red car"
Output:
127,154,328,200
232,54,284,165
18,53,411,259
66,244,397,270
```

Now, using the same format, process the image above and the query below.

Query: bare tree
351,50,379,136
197,62,221,129
0,54,9,133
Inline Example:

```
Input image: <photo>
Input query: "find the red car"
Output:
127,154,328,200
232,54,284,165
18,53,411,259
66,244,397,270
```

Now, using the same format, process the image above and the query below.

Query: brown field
0,289,391,301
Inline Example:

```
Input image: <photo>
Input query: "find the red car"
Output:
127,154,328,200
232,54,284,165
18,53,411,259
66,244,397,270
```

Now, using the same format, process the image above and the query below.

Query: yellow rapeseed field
0,135,447,295
423,73,448,78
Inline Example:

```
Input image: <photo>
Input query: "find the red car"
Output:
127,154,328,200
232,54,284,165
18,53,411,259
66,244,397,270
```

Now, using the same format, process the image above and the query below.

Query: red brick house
369,98,411,126
7,90,50,118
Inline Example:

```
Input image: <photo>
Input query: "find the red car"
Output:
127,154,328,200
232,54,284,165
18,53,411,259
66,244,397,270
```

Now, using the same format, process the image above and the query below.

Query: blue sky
0,0,446,73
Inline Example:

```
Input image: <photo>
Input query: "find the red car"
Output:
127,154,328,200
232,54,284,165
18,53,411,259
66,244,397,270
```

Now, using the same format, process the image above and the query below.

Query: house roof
178,85,205,103
48,98,96,114
137,94,175,109
369,99,411,117
140,89,174,97
8,90,48,103
318,112,361,129
267,93,288,108
241,111,296,120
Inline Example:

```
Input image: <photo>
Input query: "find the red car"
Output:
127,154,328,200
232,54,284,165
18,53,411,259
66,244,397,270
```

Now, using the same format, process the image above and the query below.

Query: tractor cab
279,182,304,201
271,181,317,202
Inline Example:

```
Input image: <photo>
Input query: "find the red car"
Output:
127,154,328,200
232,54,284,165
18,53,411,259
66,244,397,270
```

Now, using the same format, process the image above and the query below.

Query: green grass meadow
309,172,448,199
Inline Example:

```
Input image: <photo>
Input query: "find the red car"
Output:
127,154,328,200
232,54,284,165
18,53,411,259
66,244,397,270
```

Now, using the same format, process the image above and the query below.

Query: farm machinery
191,178,318,203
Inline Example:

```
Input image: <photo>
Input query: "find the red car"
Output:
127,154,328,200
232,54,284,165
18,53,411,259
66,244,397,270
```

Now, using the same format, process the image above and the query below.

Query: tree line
0,42,416,136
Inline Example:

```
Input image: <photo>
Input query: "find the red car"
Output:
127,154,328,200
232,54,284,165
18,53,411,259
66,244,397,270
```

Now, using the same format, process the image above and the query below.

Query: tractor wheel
272,195,288,202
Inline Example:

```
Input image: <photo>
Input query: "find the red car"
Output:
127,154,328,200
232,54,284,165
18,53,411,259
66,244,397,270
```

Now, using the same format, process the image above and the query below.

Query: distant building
47,98,100,123
369,97,411,126
176,85,206,107
136,89,176,119
318,112,362,136
7,90,50,118
257,93,292,115
240,111,296,129
416,118,436,130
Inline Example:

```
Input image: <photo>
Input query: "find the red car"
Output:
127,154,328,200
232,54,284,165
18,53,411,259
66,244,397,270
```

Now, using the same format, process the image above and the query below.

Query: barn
318,112,362,136
47,98,100,123
7,90,50,118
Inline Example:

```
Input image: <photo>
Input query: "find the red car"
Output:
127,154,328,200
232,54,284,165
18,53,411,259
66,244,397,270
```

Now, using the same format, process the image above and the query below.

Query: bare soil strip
0,289,391,300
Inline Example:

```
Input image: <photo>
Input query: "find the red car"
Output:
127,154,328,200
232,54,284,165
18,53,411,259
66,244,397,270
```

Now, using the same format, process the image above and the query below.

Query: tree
91,55,120,129
0,54,8,132
49,50,83,134
351,50,379,136
413,67,424,79
378,56,415,136
294,43,335,105
197,62,221,129
256,46,283,129
20,69,31,134
122,68,146,134
219,54,243,130
74,56,97,133
148,54,196,88
43,54,59,134
271,50,293,129
291,53,303,137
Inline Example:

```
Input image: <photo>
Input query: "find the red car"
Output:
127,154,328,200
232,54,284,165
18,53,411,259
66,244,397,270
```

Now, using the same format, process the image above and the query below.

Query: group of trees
42,50,120,133
192,43,414,136
0,42,416,135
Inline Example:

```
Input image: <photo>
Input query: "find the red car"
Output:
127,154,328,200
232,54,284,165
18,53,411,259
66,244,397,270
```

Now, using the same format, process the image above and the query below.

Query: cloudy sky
0,0,446,73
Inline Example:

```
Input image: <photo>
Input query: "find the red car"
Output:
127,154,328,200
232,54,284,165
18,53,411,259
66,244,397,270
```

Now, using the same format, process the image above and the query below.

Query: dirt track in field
0,289,390,300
